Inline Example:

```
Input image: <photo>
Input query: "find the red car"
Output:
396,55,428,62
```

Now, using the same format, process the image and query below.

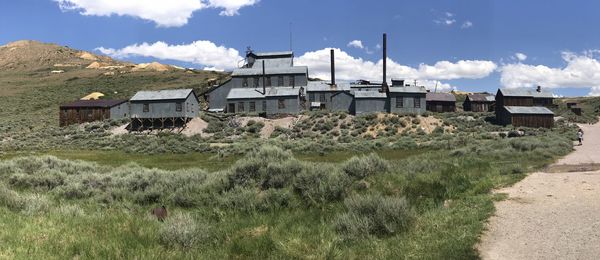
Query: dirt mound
79,52,98,61
132,62,171,72
237,116,298,138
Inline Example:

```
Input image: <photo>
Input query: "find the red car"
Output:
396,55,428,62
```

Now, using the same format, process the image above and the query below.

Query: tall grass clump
293,164,350,206
335,194,414,239
159,212,212,249
342,153,390,179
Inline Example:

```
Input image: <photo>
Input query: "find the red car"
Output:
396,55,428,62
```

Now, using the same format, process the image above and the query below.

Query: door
228,103,235,113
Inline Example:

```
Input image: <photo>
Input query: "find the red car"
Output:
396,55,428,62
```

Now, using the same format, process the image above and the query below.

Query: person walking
577,129,584,146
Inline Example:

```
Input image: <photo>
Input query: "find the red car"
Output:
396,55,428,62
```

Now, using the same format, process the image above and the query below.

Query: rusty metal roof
60,99,127,109
467,93,495,102
426,92,456,102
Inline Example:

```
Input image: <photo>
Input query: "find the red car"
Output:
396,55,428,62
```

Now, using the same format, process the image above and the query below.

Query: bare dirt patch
237,116,299,138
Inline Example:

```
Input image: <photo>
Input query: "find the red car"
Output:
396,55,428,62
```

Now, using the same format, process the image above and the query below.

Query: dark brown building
426,92,456,112
495,88,555,128
59,99,129,127
463,93,495,112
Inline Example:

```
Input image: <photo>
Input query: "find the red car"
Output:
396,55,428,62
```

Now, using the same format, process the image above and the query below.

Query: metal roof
267,87,300,97
253,51,293,57
130,89,195,101
426,92,456,102
232,66,307,76
504,106,554,115
499,88,554,98
306,82,351,92
467,93,495,102
389,86,427,93
354,91,387,99
226,88,265,99
60,99,127,109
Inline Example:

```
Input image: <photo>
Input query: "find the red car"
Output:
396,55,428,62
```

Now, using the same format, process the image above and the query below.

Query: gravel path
478,121,600,260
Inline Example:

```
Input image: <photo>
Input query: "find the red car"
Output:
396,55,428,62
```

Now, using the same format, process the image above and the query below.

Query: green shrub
342,153,390,179
335,194,414,238
293,165,350,206
159,212,212,249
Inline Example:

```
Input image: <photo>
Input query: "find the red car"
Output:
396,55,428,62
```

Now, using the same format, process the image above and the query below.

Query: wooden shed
463,93,495,112
59,99,129,127
426,92,456,112
497,106,554,128
129,89,199,130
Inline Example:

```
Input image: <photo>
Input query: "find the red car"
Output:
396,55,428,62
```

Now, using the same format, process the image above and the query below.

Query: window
396,97,403,108
309,93,315,102
254,77,260,87
143,103,149,112
262,100,267,112
242,78,248,87
176,102,183,112
249,101,256,112
289,76,295,87
238,102,245,112
278,76,284,86
414,97,421,108
266,77,272,87
278,99,286,109
319,93,326,103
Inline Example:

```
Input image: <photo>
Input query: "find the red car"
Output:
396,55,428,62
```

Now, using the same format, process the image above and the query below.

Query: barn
426,92,456,112
497,106,554,128
59,99,129,127
463,93,495,112
129,89,199,130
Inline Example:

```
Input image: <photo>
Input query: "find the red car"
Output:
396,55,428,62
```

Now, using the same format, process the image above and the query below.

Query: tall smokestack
262,60,266,94
330,49,336,86
382,33,388,93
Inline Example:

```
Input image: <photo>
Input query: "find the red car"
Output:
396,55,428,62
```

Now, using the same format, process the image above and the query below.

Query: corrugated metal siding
355,98,388,115
131,94,198,119
389,93,426,114
266,96,300,115
110,103,130,119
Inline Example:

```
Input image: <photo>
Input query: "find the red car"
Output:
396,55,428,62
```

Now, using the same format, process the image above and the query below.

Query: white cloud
54,0,258,27
445,12,454,17
514,52,527,61
590,87,600,96
96,40,243,70
347,40,364,49
296,48,497,91
501,51,600,96
445,19,456,25
461,21,473,29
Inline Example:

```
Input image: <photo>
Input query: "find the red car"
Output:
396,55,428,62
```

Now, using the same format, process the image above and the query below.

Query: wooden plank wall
511,114,554,128
60,108,110,126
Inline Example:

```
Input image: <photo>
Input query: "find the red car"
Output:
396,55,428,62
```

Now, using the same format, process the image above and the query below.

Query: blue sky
2,0,600,96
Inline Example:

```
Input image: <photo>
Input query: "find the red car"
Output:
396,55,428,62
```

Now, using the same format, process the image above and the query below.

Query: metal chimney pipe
330,49,336,86
382,33,388,92
262,60,266,94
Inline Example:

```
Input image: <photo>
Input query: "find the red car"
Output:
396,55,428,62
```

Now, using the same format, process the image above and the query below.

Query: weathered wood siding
426,101,456,113
59,108,110,126
496,108,554,128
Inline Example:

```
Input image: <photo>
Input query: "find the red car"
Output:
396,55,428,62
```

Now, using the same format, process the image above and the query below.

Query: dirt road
478,122,600,260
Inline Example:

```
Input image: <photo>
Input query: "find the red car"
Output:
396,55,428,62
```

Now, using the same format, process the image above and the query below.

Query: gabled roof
226,88,265,99
130,89,196,102
354,91,387,99
60,99,128,109
426,92,456,102
467,93,495,102
232,66,307,76
389,86,427,94
499,88,554,98
504,106,554,115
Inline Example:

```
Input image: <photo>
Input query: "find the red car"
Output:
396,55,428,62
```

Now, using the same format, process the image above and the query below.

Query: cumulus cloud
296,48,497,91
461,21,473,29
54,0,258,27
501,51,600,96
514,52,527,61
347,40,364,49
96,40,243,70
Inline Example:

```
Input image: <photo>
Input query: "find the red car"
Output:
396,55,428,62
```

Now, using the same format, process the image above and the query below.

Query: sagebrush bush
335,194,414,238
159,212,211,249
293,164,350,206
342,153,390,179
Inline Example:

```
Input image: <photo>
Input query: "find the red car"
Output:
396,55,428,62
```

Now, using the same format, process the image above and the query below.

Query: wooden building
129,89,199,130
426,92,456,112
497,106,554,128
463,93,495,112
59,99,129,127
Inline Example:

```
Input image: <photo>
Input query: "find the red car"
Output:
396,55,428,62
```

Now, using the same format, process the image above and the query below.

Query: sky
2,0,600,96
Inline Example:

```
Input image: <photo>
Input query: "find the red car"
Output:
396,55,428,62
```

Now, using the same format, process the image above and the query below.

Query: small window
319,93,326,103
266,77,272,87
414,97,421,108
242,78,248,87
143,103,149,112
262,100,267,112
278,99,286,109
254,77,260,87
309,93,315,102
278,76,284,86
176,102,183,112
289,76,295,87
396,97,403,108
249,101,256,112
238,102,245,112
